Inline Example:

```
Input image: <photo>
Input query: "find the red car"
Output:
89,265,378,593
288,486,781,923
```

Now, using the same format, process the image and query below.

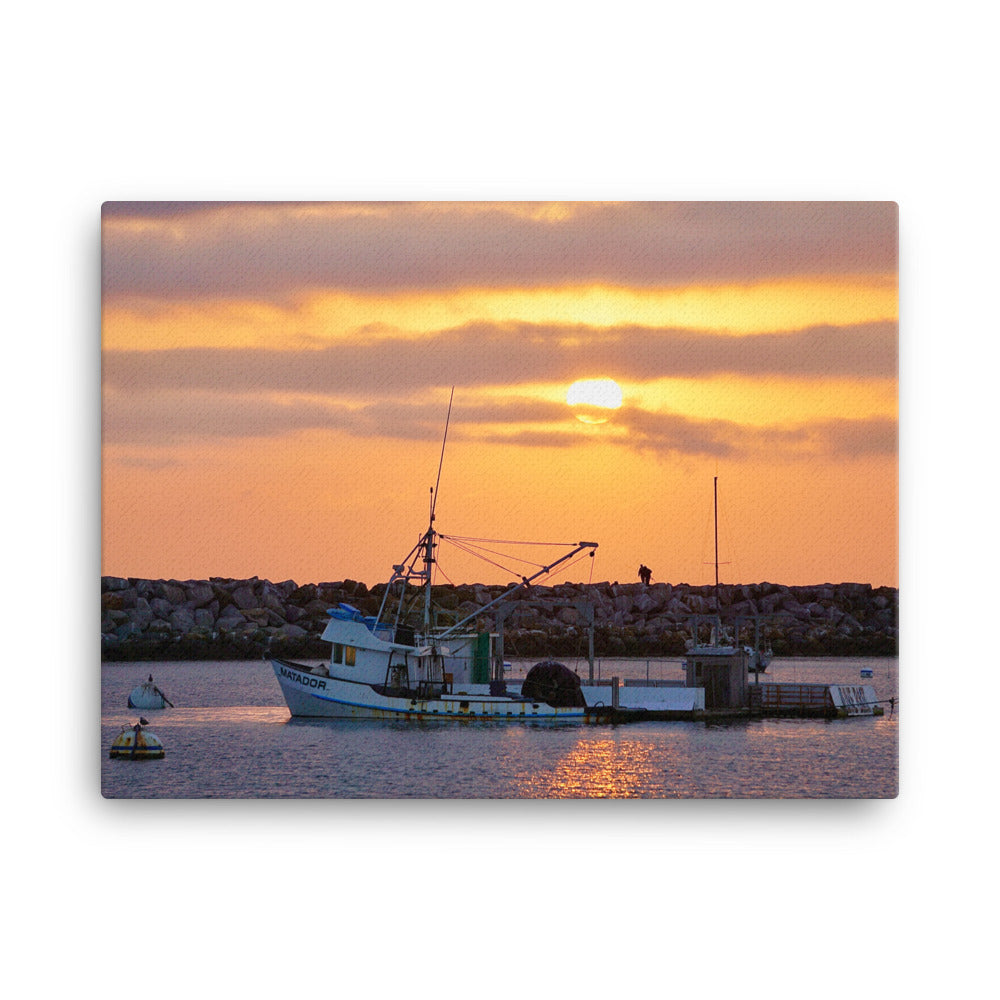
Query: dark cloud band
102,385,896,461
102,201,898,298
102,318,897,397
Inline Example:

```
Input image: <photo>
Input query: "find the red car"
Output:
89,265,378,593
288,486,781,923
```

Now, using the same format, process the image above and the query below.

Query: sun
567,378,623,424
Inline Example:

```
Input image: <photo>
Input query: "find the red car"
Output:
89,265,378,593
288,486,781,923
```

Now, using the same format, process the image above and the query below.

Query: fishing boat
270,392,600,722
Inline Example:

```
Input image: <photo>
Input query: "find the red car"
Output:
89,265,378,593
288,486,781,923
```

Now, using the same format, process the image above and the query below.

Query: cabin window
345,646,356,666
333,643,343,664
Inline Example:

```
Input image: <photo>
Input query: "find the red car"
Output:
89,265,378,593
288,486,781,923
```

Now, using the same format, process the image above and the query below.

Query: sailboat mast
714,475,720,616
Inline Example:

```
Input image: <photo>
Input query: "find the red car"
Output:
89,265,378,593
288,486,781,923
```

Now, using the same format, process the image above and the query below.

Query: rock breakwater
101,577,898,661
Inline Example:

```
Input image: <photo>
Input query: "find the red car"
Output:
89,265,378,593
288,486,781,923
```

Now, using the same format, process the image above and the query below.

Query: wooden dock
588,682,884,722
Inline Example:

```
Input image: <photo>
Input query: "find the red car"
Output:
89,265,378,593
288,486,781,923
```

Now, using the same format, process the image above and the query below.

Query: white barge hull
271,659,589,722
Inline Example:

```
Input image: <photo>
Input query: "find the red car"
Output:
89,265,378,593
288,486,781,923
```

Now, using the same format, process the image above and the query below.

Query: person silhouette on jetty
638,564,652,586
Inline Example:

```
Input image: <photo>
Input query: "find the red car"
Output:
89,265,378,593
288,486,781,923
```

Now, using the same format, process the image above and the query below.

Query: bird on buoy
109,719,165,760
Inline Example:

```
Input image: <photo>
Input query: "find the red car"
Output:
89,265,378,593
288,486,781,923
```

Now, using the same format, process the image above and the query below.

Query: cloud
101,318,897,399
101,201,898,300
103,383,896,462
595,409,896,460
112,454,181,470
811,416,898,457
101,389,568,446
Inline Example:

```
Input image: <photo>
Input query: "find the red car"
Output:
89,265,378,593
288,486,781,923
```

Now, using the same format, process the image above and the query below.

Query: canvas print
101,201,898,798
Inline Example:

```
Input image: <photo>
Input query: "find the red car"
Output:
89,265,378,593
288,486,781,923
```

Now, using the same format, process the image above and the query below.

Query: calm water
101,656,898,799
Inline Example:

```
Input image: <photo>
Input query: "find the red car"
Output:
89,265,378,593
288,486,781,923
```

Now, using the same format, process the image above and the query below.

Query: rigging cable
552,549,595,581
440,535,552,571
439,536,526,577
434,560,455,586
442,535,578,547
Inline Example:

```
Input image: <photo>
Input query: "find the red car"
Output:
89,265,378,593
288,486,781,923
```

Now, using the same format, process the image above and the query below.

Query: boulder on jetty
101,576,898,661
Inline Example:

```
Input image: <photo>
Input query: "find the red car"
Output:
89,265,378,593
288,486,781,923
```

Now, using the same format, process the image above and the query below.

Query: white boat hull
271,658,590,722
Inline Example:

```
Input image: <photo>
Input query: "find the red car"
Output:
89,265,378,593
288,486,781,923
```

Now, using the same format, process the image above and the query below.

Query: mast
424,387,455,631
423,490,435,630
714,475,720,618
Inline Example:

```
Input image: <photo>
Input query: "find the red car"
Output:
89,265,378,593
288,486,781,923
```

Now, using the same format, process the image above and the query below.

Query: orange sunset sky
101,201,897,589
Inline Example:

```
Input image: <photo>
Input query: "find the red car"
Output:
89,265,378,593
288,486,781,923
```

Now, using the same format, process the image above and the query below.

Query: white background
6,3,992,997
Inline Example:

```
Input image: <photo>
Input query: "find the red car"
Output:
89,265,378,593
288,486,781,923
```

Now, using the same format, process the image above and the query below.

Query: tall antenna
430,386,455,524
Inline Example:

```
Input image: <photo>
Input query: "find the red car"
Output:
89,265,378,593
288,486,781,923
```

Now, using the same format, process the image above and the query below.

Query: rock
100,575,898,660
102,592,126,612
185,582,215,608
261,590,287,617
117,587,139,609
289,584,317,604
130,600,154,629
194,608,215,629
149,597,174,619
115,621,143,641
218,605,247,627
231,585,258,610
273,624,308,641
154,581,186,605
666,596,690,617
169,608,196,632
840,613,863,633
556,607,579,626
634,592,657,614
244,607,285,627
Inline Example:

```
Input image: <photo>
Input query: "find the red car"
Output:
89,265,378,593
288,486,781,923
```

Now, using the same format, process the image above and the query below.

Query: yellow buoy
109,719,165,760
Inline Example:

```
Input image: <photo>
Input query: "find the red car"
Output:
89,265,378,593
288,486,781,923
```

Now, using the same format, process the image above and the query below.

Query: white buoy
109,719,165,760
127,675,173,710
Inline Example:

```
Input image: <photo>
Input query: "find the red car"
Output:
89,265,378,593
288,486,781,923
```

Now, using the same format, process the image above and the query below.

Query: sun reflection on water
517,736,663,798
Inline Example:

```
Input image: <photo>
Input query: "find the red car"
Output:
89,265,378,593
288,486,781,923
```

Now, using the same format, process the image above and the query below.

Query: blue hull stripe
301,689,586,719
